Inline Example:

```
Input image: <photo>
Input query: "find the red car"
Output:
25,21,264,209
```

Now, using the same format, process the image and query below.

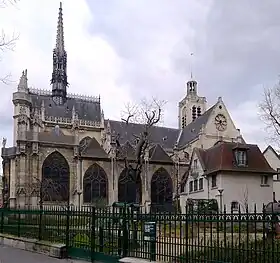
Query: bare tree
0,0,19,84
19,177,69,210
259,84,280,145
115,98,166,183
240,186,249,212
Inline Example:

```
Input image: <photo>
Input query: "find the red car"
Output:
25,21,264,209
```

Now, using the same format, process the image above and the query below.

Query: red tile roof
195,141,276,175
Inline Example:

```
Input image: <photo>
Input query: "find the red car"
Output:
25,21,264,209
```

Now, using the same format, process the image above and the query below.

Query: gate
68,204,137,262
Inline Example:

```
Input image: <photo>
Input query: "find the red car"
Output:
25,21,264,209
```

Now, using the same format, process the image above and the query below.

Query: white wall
263,148,280,201
180,171,273,213
221,172,273,212
180,151,222,213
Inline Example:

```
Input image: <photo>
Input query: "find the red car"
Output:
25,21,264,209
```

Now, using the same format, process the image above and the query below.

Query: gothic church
1,3,244,210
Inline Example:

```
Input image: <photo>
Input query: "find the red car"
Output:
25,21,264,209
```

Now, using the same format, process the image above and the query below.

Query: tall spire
51,2,68,105
56,2,64,54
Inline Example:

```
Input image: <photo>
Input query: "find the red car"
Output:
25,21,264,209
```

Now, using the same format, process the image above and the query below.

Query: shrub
176,240,280,263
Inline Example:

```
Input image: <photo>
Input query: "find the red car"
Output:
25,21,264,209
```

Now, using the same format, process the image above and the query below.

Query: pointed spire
18,69,28,93
51,2,68,105
56,2,64,54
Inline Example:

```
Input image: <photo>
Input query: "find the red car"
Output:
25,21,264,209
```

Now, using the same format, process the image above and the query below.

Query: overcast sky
1,0,280,151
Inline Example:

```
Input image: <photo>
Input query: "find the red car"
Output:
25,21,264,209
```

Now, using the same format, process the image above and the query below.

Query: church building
1,3,245,211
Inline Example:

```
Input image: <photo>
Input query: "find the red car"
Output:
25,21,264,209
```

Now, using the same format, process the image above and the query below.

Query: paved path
0,245,88,263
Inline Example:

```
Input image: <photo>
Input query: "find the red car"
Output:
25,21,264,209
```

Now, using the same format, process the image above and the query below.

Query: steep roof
197,141,276,175
26,128,75,145
81,137,108,159
149,144,173,163
177,104,216,148
263,145,280,159
118,141,135,160
30,92,101,122
106,104,216,151
107,120,180,150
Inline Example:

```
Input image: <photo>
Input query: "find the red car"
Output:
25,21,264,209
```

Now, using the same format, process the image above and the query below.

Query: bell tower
178,77,207,129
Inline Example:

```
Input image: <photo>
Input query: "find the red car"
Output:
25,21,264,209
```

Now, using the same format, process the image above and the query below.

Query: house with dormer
180,141,276,213
263,145,280,201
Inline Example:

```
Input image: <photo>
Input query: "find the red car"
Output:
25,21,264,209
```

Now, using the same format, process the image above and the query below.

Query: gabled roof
263,145,280,160
196,141,276,175
149,144,173,163
177,104,216,148
81,137,108,159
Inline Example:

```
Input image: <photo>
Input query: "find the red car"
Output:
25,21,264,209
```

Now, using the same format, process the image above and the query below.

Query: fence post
0,208,4,233
65,203,70,257
122,206,129,258
17,209,20,237
91,206,96,263
38,201,43,240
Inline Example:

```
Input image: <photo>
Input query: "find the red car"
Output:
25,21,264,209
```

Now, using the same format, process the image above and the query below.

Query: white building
263,146,280,201
180,141,276,213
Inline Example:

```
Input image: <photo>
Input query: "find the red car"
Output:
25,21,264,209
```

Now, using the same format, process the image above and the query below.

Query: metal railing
0,204,280,262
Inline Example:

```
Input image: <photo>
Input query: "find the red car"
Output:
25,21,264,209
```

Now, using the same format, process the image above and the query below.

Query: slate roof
177,104,216,148
1,147,16,158
81,137,108,159
26,128,75,145
118,141,135,160
106,103,216,150
106,120,180,150
196,141,276,175
149,144,173,163
30,92,101,122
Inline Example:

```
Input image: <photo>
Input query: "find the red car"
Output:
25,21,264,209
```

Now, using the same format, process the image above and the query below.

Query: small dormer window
234,150,247,166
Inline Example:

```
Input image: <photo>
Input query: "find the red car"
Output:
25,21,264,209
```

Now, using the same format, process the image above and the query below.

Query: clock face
215,114,227,131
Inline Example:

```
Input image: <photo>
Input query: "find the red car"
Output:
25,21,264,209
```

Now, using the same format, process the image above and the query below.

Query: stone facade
1,3,244,211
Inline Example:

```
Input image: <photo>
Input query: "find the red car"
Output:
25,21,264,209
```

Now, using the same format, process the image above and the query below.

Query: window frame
199,178,203,190
261,175,269,185
189,181,193,193
235,150,247,166
194,179,198,191
211,174,217,188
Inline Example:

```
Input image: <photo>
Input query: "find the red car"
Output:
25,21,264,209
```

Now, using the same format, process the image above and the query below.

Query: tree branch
0,1,19,83
117,98,166,182
259,84,280,145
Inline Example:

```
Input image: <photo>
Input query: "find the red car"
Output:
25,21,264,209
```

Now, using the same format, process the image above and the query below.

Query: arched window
41,151,70,202
118,168,142,204
151,167,173,212
83,164,108,206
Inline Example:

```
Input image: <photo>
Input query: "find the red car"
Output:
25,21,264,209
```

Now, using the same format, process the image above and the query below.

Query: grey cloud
193,0,280,104
86,0,210,127
85,0,280,148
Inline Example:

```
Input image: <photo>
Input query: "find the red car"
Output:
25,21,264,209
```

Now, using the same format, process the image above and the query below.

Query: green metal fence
1,204,280,262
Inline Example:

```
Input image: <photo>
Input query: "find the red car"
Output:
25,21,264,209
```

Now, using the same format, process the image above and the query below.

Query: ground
0,246,88,263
